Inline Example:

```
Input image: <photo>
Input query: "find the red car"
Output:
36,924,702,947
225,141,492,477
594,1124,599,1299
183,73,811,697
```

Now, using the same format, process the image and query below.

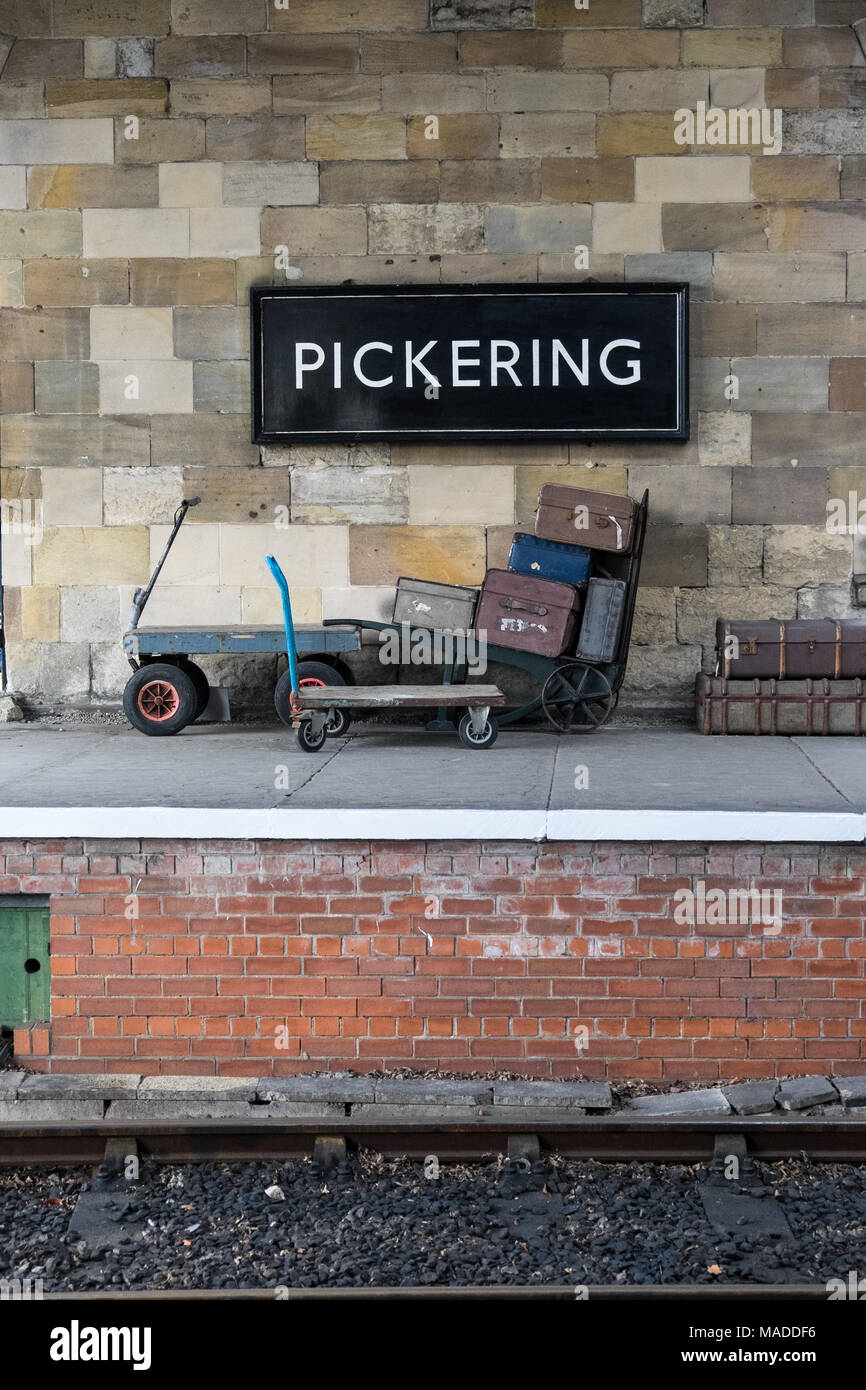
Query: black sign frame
250,282,689,445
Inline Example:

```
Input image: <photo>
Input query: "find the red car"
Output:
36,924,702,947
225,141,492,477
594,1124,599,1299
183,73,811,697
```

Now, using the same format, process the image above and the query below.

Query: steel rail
37,1284,830,1301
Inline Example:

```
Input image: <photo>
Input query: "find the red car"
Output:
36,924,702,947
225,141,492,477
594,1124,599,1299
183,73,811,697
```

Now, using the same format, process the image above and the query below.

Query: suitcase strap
500,597,549,616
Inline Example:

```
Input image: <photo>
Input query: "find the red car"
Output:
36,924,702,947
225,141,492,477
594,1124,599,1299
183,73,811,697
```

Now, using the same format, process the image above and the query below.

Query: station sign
250,283,689,444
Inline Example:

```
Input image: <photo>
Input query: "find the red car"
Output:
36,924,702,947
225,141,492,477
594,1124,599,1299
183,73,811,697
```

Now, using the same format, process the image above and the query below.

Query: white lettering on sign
289,337,644,391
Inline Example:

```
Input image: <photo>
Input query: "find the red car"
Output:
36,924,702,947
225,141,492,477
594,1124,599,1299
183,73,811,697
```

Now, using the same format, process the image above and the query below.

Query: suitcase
575,577,627,664
475,569,581,658
716,619,866,680
696,673,866,735
393,576,477,631
508,532,591,587
535,484,636,555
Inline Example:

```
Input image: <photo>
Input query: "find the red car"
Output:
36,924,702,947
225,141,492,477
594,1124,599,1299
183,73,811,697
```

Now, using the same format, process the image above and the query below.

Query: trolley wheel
297,720,327,753
275,662,351,737
123,662,198,736
541,661,614,733
176,658,210,721
457,711,499,749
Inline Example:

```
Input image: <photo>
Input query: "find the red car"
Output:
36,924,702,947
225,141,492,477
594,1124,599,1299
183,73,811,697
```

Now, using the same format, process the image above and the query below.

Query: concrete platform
1,723,865,842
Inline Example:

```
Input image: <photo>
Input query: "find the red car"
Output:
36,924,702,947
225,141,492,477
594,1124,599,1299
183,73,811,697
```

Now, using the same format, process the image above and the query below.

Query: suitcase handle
501,597,549,617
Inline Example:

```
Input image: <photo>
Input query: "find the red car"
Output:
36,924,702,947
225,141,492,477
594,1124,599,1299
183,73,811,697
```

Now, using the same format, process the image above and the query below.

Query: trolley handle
265,554,300,701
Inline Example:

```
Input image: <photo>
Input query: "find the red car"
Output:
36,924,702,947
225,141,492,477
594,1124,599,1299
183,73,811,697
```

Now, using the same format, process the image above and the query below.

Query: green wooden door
0,904,49,1028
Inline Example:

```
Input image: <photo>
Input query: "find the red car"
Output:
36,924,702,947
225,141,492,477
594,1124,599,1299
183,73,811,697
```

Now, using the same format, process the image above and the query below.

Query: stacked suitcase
393,485,637,664
697,618,866,734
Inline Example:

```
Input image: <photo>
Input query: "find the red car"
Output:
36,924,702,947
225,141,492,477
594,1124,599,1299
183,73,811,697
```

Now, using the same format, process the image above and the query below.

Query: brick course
4,836,866,1080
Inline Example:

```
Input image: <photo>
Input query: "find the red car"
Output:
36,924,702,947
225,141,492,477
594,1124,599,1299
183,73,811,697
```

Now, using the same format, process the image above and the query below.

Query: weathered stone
488,73,608,111
758,306,866,357
729,357,828,413
261,207,367,255
637,156,751,204
630,465,730,525
632,587,676,644
0,1,49,37
53,0,169,35
0,259,22,308
34,525,149,585
431,1,533,29
46,78,167,118
776,1076,838,1111
562,28,679,67
5,38,81,79
321,160,439,204
0,117,113,165
170,79,271,117
440,252,538,281
722,1081,778,1115
662,204,769,253
628,1088,730,1116
539,0,640,23
114,116,204,164
193,360,249,413
753,413,866,468
487,204,590,253
259,1076,376,1103
91,305,173,360
222,161,318,207
362,34,457,73
173,307,246,362
499,112,595,158
642,0,702,23
0,211,82,258
0,306,88,359
169,0,266,33
83,208,188,258
0,361,34,413
707,0,812,20
625,643,702,697
293,463,408,525
592,203,661,253
440,160,538,204
158,161,222,207
784,111,866,157
542,157,633,203
41,466,102,524
238,252,440,293
732,468,828,524
35,361,99,414
627,252,712,299
248,34,357,75
707,525,763,587
305,115,406,160
117,38,154,78
181,465,287,523
349,525,485,585
130,259,235,307
384,74,486,113
714,253,846,303
698,411,750,467
220,523,348,587
190,209,259,258
205,115,305,161
409,464,514,526
407,114,498,159
709,68,766,111
274,77,381,117
0,84,43,118
60,585,121,642
797,584,857,620
683,28,782,67
763,527,851,587
680,585,798,645
766,68,820,110
83,37,115,78
834,1076,866,1108
369,203,481,254
611,69,707,110
0,167,24,209
829,358,866,412
103,466,183,526
770,204,866,254
100,360,193,414
597,112,685,157
270,0,427,30
691,303,757,357
28,163,157,209
494,1081,611,1107
154,35,246,78
150,413,259,468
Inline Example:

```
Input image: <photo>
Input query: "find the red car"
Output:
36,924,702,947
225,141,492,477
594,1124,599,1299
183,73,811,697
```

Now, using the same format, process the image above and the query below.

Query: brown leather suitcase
696,673,866,735
535,484,636,555
475,569,581,658
716,619,866,680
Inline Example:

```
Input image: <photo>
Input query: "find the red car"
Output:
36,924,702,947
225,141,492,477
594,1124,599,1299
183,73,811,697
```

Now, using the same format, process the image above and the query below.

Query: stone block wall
0,0,864,709
7,835,866,1079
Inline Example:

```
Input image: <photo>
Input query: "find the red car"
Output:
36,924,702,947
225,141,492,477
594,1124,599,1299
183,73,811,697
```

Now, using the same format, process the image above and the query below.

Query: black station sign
250,283,689,444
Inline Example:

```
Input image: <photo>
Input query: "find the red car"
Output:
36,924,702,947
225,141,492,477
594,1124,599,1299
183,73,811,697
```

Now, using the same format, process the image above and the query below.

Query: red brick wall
4,838,866,1080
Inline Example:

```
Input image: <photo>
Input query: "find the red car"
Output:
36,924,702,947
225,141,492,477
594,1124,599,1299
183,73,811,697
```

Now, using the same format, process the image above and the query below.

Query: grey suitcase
393,576,478,631
575,577,627,663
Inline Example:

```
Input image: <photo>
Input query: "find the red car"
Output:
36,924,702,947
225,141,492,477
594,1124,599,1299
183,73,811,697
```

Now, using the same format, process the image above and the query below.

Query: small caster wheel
457,711,498,749
297,720,327,753
275,663,350,737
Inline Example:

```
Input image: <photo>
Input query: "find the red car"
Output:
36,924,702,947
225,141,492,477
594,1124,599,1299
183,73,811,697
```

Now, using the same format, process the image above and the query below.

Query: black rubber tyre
275,661,350,737
123,662,198,736
457,712,498,749
176,659,210,721
297,720,327,753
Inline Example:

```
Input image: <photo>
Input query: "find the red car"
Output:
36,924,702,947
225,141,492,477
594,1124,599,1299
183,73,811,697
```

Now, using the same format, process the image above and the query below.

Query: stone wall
0,0,864,710
8,835,866,1079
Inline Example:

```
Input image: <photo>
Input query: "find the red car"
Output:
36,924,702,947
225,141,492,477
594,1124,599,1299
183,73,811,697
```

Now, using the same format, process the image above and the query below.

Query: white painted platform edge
0,806,863,843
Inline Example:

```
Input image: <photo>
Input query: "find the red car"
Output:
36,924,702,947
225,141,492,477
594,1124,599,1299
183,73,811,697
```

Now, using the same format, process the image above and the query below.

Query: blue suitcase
508,532,591,587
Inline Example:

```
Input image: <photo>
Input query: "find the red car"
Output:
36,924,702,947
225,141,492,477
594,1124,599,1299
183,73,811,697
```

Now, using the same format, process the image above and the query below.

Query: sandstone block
306,115,405,161
181,464,288,524
103,466,183,526
770,204,866,255
173,307,246,360
261,206,367,255
362,33,456,73
192,360,250,413
35,360,99,414
0,211,82,257
20,587,60,643
691,302,757,357
499,113,595,158
624,644,701,699
369,203,481,254
394,443,566,471
237,253,440,294
486,203,589,253
154,36,246,78
38,641,91,699
753,414,866,468
383,74,485,113
714,253,846,303
271,0,427,31
441,160,539,203
83,208,188,258
53,0,169,35
698,411,751,467
130,258,235,306
488,73,608,112
592,202,661,253
60,585,121,643
2,415,148,468
46,78,166,117
596,112,684,157
637,156,751,203
23,258,128,309
143,584,240,624
431,1,532,28
41,466,102,525
248,34,358,75
0,118,113,164
408,464,514,526
629,464,731,524
292,463,408,525
0,306,88,359
158,161,222,207
170,80,271,117
1,533,31,586
28,164,157,209
632,587,676,645
274,77,381,116
757,305,866,356
683,28,782,66
829,358,866,412
627,251,712,299
733,468,827,524
0,260,22,309
691,358,731,413
709,68,766,110
0,85,44,118
611,70,707,111
729,356,828,413
169,0,267,34
205,116,305,161
764,526,852,587
99,360,194,414
321,161,438,204
841,157,866,201
84,38,115,78
114,117,204,164
91,306,173,359
0,167,25,209
706,0,812,21
189,208,259,258
708,526,764,587
5,38,81,79
349,525,485,585
222,161,318,207
562,29,679,67
641,523,708,587
440,252,538,281
662,203,769,253
542,157,633,203
785,111,866,157
221,523,349,588
151,414,259,468
34,525,149,585
148,521,218,585
0,362,34,412
407,114,497,159
642,0,702,23
678,585,797,647
784,25,863,67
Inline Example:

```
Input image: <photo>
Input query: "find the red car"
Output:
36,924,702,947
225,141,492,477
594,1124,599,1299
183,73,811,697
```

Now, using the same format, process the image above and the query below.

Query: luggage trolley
265,556,506,751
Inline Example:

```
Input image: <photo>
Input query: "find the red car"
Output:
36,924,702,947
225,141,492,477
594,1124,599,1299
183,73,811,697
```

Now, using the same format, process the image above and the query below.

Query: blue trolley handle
266,555,301,709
